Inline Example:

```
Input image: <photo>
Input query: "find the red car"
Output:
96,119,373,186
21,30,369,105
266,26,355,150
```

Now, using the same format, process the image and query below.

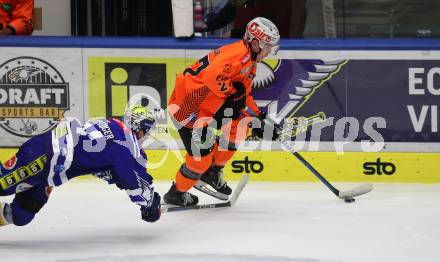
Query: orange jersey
0,0,33,35
169,40,260,128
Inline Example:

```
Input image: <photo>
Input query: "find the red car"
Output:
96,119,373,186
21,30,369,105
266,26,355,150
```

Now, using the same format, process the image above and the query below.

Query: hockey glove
141,192,161,223
253,112,281,140
221,81,247,120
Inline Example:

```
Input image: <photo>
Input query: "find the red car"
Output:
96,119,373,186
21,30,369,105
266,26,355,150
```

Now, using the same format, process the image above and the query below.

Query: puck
344,197,355,203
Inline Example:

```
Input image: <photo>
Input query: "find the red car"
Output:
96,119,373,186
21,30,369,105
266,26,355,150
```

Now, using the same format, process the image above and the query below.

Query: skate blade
193,181,229,201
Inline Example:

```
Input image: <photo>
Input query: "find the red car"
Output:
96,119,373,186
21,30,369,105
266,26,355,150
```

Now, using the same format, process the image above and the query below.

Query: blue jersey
0,118,155,208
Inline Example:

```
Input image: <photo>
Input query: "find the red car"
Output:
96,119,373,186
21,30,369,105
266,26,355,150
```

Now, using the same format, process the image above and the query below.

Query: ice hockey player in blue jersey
0,105,161,226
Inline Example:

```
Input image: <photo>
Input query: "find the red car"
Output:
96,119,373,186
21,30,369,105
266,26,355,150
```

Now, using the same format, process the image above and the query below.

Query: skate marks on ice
58,254,342,262
1,182,440,262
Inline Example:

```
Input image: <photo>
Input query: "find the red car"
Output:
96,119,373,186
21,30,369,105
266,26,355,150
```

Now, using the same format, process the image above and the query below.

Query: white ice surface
1,180,440,262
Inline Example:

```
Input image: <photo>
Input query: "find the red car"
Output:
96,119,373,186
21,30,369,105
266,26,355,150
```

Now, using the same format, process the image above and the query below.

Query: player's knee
10,188,48,226
13,215,34,226
15,189,46,213
10,201,35,226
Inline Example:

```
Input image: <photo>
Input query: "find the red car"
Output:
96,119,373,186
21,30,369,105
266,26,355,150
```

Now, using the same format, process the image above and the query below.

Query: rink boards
0,38,439,147
0,38,439,183
1,148,438,183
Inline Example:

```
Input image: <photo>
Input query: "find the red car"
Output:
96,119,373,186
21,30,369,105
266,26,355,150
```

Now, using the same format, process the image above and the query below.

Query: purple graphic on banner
250,59,440,143
252,59,344,116
251,59,347,141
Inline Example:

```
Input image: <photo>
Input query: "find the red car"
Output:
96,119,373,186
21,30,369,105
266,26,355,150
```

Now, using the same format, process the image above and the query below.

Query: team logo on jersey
250,59,347,138
93,170,113,181
4,155,17,170
0,57,70,137
240,67,251,75
241,54,251,64
222,64,233,74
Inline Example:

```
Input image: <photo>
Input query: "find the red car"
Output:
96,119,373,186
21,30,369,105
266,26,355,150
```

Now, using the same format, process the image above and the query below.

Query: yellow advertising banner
0,107,65,119
146,150,440,183
88,56,197,141
3,149,435,183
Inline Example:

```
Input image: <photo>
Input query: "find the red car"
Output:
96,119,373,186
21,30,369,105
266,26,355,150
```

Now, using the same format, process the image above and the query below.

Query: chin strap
245,40,259,61
250,48,261,61
135,131,148,144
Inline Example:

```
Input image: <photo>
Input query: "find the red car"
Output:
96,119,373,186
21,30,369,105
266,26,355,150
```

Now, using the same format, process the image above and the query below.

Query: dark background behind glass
305,0,440,38
70,0,440,38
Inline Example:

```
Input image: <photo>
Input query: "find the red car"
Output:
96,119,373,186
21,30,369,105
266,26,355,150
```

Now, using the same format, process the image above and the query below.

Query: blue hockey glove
141,192,161,223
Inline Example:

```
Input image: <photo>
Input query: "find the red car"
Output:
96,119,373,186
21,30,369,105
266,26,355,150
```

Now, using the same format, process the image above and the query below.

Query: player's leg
199,142,234,195
164,126,214,206
3,183,53,226
0,133,49,194
0,134,52,226
200,117,249,194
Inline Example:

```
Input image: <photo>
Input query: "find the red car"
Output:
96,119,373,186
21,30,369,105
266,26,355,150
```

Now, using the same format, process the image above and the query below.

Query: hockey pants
174,117,249,192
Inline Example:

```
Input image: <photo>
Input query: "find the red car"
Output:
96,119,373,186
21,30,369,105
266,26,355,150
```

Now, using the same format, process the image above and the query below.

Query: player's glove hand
141,192,161,223
252,112,281,140
224,81,246,120
213,81,246,124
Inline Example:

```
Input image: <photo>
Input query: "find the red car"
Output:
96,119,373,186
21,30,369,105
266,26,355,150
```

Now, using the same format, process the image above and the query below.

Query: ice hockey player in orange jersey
165,17,281,206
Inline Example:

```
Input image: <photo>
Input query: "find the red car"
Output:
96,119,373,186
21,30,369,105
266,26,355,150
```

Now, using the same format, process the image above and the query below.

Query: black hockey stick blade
193,180,229,201
337,183,373,199
161,174,249,213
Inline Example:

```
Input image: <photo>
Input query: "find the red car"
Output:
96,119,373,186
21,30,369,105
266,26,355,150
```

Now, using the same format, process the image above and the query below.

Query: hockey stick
161,174,249,213
245,108,372,200
289,149,372,200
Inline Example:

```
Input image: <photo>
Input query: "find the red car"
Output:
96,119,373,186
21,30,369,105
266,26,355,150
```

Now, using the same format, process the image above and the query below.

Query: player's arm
113,152,161,223
238,76,281,139
244,93,281,140
8,0,34,35
244,94,261,117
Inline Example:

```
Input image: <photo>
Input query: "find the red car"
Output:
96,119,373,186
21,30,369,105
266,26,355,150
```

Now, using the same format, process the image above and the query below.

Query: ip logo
104,63,167,124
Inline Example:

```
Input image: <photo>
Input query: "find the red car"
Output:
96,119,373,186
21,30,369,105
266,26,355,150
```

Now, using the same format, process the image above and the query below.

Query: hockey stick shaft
285,139,372,199
244,108,371,199
291,151,339,196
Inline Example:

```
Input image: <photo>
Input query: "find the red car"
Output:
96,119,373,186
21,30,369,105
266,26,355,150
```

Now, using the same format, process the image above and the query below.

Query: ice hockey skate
163,183,199,207
194,166,232,200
